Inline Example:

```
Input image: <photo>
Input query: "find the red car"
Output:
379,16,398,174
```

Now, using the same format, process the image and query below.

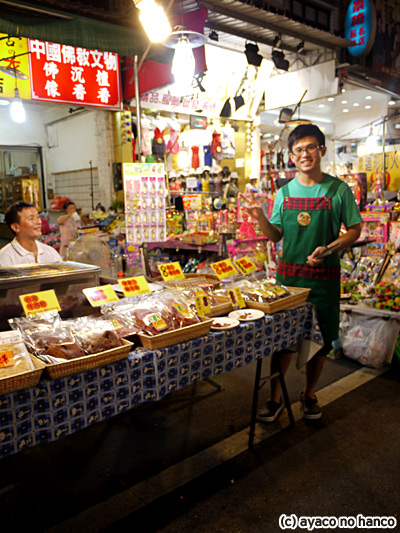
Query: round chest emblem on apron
297,212,311,226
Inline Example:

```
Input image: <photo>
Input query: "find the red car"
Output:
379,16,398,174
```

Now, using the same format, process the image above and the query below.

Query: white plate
228,309,265,321
211,317,240,330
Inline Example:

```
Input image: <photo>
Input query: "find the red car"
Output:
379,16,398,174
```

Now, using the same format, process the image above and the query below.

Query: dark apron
276,180,341,343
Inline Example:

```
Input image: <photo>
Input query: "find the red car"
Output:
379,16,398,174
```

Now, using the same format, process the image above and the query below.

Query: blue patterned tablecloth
0,303,322,459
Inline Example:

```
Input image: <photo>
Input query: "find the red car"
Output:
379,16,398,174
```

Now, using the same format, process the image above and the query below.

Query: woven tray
153,273,221,288
206,296,234,318
44,339,133,380
0,354,46,395
246,287,311,314
137,317,213,350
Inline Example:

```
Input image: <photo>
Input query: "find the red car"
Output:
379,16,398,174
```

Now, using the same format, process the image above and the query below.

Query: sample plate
210,317,240,330
228,309,265,321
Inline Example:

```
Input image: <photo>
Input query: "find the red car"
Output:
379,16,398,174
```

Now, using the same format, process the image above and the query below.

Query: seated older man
0,201,62,266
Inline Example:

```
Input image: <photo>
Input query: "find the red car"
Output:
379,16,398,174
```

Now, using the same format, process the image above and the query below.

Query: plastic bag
0,330,34,378
340,312,400,368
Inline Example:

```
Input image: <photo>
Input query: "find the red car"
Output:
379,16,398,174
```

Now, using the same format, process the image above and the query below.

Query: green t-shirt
269,175,362,235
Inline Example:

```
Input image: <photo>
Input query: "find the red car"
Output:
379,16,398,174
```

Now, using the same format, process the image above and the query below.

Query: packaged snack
0,330,34,378
67,316,123,353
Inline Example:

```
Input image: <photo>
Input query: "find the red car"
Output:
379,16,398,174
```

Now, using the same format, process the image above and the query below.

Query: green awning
0,0,173,63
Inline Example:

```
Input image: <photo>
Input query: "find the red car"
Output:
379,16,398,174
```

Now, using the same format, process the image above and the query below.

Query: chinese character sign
28,39,121,109
358,152,400,191
0,34,31,100
345,0,376,57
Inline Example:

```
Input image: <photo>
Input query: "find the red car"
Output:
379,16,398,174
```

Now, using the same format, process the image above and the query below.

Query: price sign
83,285,119,307
118,276,151,296
0,350,14,368
194,289,211,316
210,259,238,280
158,262,185,281
227,287,246,309
234,256,258,275
20,290,61,316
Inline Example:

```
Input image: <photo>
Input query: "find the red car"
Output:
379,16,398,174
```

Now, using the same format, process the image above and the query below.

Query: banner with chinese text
28,39,121,109
0,35,31,100
358,151,400,191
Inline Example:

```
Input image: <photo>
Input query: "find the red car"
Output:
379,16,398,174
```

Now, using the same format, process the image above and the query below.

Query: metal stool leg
248,359,263,448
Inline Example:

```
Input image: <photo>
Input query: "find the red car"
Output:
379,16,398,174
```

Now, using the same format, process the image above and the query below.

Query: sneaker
257,401,284,423
300,391,322,420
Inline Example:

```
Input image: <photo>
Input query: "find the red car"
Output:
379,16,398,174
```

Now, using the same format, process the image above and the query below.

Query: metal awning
0,0,173,62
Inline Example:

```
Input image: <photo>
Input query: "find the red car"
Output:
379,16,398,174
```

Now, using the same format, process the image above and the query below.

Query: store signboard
139,88,219,117
0,34,31,100
28,39,121,109
358,151,400,191
345,0,376,57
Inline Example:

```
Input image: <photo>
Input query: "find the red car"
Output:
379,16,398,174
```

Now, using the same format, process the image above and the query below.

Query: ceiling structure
0,0,396,141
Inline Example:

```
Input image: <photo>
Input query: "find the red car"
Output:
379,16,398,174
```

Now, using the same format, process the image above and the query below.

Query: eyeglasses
291,144,322,156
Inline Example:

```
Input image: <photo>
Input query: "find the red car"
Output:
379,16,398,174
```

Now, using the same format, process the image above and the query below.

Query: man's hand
240,190,264,221
306,246,328,267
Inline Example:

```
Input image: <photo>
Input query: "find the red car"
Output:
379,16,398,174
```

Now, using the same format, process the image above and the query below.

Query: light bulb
10,88,26,123
136,0,171,43
171,36,195,95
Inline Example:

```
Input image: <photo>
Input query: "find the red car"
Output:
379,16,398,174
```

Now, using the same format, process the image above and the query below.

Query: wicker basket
44,339,133,380
0,355,46,395
153,273,221,288
246,287,311,314
137,317,213,350
206,296,234,318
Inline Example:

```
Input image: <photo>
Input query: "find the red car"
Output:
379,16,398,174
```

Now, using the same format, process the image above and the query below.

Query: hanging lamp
163,26,207,95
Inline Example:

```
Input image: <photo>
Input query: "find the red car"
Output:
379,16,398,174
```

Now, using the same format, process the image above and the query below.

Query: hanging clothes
141,116,152,156
204,145,212,167
166,127,180,155
210,131,223,161
191,146,200,169
152,128,166,159
221,124,236,159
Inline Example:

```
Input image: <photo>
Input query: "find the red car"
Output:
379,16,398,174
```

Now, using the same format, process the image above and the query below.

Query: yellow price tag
118,276,151,296
82,285,119,307
20,290,61,316
227,287,246,309
158,262,185,281
194,289,211,316
210,259,237,280
234,256,258,275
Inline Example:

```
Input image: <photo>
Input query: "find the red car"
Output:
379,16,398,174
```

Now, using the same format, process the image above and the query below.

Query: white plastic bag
340,312,400,368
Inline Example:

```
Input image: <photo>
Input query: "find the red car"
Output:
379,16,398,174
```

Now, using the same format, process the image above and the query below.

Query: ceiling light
343,108,349,113
209,30,219,41
245,43,263,67
365,95,372,100
296,41,305,53
353,103,359,107
318,104,325,108
327,97,334,101
389,100,396,106
171,35,196,94
164,27,207,95
341,100,348,104
10,88,26,123
0,99,10,106
133,0,171,43
271,49,289,71
272,34,282,48
274,134,280,140
395,124,400,129
365,105,371,109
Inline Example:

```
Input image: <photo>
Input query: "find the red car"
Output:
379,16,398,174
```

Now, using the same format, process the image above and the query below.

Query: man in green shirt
243,124,362,421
